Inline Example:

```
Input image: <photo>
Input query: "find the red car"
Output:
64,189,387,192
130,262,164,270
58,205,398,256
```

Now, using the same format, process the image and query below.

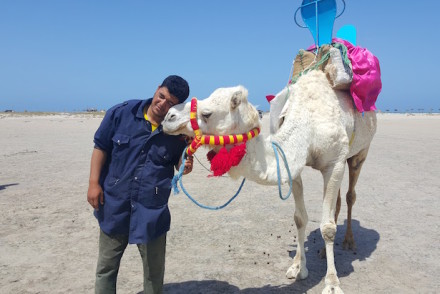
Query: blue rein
171,147,246,210
271,141,293,200
171,142,293,210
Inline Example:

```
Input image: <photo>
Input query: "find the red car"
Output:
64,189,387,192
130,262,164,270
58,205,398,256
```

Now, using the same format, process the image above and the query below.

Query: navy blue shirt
93,99,187,244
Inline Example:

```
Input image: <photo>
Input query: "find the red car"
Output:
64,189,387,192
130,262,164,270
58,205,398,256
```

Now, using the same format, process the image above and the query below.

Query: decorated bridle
172,97,292,209
186,97,260,156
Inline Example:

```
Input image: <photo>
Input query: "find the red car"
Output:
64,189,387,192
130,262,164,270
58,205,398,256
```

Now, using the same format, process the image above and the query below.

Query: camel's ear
230,91,242,110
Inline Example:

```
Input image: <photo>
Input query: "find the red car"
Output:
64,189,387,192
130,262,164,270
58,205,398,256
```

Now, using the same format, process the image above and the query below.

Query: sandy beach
1,112,439,293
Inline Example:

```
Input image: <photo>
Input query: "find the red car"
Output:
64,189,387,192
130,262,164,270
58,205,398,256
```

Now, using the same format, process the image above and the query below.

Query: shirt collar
136,98,153,119
136,98,163,132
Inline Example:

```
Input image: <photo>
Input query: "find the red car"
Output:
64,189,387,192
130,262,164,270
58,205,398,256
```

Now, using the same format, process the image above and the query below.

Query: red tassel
209,144,247,177
229,144,246,166
210,147,230,176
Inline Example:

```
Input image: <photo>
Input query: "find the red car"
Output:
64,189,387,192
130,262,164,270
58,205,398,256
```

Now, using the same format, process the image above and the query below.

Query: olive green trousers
95,229,166,294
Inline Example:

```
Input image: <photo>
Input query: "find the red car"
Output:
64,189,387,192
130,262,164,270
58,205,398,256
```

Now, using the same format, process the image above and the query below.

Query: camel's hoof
322,285,344,294
286,265,308,280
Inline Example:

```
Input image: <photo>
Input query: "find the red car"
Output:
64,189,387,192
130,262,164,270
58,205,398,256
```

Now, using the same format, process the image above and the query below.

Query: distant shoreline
0,111,105,118
1,111,439,120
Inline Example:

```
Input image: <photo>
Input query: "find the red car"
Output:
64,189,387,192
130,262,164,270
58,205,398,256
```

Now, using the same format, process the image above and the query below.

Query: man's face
150,86,180,121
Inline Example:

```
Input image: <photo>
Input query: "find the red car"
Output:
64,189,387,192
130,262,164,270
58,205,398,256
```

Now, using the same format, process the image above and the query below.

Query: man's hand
87,148,107,210
87,182,104,210
183,155,194,175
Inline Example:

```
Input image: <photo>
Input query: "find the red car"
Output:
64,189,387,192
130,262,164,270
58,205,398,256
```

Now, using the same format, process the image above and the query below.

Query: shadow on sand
0,183,18,191
158,219,379,293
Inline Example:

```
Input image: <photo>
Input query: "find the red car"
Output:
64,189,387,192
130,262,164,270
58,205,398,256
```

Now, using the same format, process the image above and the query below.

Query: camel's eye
201,112,212,122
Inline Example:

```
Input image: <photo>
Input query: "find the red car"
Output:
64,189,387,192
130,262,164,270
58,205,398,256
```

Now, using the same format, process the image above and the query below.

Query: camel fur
162,70,377,294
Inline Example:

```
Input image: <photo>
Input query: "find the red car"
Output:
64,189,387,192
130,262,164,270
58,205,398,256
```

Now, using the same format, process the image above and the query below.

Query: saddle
269,40,381,134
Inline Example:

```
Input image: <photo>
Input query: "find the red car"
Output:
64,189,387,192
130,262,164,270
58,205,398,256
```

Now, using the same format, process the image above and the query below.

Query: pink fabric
266,95,275,102
335,38,382,112
308,38,382,112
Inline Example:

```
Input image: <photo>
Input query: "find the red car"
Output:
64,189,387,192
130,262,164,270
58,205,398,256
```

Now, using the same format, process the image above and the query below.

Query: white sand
1,113,439,293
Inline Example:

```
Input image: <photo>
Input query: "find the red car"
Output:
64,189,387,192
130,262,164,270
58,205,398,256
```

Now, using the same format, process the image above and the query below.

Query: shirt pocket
111,133,130,158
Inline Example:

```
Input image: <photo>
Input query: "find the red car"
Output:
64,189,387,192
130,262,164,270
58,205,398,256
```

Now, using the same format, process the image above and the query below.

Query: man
87,75,193,294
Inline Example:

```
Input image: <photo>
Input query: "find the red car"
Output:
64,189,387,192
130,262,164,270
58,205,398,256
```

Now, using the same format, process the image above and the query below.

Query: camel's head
163,85,261,137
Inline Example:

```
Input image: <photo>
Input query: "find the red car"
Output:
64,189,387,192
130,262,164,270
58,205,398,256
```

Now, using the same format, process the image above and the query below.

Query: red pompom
210,147,230,176
209,144,247,177
229,144,247,166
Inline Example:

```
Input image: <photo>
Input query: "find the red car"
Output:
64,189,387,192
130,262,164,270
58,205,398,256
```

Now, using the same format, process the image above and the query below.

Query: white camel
162,70,377,294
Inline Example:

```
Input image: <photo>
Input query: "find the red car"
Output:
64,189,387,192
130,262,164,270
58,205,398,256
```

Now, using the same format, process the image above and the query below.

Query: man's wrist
89,180,100,186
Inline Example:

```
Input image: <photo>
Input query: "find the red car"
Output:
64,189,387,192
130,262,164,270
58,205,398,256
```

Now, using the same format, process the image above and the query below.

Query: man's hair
160,75,190,103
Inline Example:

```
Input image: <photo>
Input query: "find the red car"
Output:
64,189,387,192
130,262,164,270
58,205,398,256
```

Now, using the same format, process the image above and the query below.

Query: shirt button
134,177,138,180
141,150,144,153
117,139,120,145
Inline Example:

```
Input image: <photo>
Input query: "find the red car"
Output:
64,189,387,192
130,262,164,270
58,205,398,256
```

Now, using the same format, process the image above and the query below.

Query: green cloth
95,229,167,294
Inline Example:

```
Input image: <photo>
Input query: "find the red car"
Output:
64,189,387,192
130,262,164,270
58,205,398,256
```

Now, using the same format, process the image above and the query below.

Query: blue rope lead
271,142,293,200
171,147,246,210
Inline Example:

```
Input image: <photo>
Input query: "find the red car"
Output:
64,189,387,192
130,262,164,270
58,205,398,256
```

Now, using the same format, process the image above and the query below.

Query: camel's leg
321,161,345,293
319,190,341,259
343,147,369,251
286,175,309,280
335,189,341,223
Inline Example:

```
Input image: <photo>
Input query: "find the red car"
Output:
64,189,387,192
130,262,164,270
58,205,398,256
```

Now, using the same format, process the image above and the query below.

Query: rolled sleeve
93,103,125,152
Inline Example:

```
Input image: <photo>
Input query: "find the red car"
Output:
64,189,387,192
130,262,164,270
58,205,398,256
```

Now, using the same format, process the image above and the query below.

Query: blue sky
1,1,439,112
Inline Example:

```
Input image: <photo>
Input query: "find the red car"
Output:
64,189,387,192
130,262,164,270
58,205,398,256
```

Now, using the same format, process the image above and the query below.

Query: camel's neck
228,127,309,185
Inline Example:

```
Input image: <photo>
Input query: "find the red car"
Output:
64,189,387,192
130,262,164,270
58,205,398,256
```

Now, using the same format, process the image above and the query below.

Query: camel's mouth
162,103,194,136
162,121,193,136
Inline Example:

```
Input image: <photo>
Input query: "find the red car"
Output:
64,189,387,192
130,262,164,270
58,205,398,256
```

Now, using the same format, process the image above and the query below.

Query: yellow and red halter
186,97,260,156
